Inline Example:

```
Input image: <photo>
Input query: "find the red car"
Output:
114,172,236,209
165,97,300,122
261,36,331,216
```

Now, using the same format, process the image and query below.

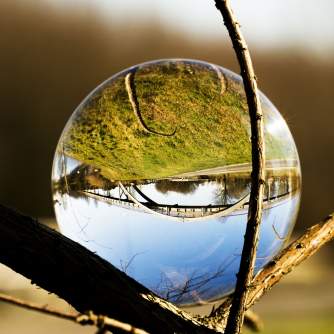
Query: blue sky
48,0,334,53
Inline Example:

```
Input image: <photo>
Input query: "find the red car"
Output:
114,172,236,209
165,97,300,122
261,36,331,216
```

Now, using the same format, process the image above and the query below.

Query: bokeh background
0,0,333,333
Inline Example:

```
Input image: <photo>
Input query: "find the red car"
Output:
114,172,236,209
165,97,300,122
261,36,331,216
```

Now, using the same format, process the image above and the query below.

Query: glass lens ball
52,59,301,306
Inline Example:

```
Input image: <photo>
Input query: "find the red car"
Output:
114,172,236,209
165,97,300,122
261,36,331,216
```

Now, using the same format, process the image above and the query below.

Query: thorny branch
214,1,265,333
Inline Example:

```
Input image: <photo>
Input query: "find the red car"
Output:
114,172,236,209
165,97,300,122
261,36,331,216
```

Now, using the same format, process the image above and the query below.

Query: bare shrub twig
214,1,265,333
0,292,148,334
203,214,334,330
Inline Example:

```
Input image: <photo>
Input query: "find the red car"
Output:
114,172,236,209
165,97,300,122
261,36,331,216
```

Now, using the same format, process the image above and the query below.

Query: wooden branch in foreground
214,1,265,333
0,289,260,334
0,204,215,334
205,213,334,329
0,292,148,334
1,203,334,333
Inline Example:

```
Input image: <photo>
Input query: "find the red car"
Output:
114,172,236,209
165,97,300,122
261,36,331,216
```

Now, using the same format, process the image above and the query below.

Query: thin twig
204,213,334,330
214,1,265,333
0,292,77,321
0,293,149,334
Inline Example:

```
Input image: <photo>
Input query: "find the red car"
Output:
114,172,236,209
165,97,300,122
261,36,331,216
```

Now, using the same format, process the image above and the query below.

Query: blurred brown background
1,0,333,230
0,0,333,333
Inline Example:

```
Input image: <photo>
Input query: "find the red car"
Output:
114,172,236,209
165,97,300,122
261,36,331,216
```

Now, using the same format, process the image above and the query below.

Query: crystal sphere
52,59,301,306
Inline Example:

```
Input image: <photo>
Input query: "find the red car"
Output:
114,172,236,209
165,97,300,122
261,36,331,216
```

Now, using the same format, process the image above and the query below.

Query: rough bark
0,2,332,334
205,214,334,328
0,204,215,334
1,204,334,333
214,1,265,333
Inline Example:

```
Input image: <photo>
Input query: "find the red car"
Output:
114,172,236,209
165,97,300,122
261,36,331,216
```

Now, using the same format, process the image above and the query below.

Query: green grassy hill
62,60,295,181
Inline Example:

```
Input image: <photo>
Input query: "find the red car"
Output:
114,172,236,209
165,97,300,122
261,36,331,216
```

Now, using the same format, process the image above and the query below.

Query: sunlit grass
63,61,293,181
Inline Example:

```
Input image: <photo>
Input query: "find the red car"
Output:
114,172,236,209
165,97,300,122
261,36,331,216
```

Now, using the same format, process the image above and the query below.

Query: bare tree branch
0,288,259,334
0,292,78,322
0,204,216,334
214,1,265,333
205,213,334,329
0,292,149,334
1,203,333,333
0,2,332,334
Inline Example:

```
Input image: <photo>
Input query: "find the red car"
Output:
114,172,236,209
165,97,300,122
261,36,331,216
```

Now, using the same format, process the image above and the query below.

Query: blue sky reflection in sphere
52,59,301,306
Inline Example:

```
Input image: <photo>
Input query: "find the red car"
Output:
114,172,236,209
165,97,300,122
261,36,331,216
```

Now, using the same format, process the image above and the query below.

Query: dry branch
1,204,334,333
214,1,265,333
0,293,148,334
0,285,258,334
205,213,334,329
0,204,215,334
0,2,332,334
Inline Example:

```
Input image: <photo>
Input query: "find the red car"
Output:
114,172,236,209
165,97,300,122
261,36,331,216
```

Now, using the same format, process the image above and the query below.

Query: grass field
62,60,295,181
